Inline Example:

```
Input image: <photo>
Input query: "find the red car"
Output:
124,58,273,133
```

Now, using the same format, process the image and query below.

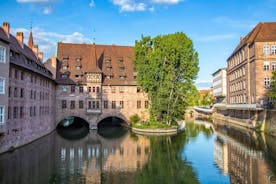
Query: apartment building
227,22,276,111
0,22,56,153
212,68,227,103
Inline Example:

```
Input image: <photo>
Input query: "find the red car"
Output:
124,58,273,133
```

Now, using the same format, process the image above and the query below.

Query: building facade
0,22,56,153
227,22,276,109
53,42,149,128
212,68,227,103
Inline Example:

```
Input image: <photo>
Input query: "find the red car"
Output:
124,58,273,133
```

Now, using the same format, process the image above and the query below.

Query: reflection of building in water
0,133,55,184
54,131,150,183
214,137,228,175
214,126,270,184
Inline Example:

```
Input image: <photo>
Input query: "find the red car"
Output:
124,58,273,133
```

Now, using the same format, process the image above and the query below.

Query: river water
0,119,276,184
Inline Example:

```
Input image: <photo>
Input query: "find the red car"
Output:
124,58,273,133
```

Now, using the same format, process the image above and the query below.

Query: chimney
16,32,24,48
32,45,38,55
38,52,43,62
2,22,10,37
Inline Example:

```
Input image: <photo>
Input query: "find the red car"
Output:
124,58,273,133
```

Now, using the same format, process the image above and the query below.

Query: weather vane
93,28,96,44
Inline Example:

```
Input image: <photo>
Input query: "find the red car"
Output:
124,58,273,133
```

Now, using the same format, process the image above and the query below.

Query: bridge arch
56,116,90,128
96,112,129,128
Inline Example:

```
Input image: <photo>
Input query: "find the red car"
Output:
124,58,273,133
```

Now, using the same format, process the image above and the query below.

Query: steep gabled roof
56,42,136,85
228,22,276,60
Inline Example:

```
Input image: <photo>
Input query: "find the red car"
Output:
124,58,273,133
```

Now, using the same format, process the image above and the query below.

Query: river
0,119,275,184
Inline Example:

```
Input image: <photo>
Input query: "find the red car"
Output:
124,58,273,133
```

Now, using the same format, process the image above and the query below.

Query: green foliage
268,71,276,108
200,92,213,107
129,114,140,125
134,32,199,125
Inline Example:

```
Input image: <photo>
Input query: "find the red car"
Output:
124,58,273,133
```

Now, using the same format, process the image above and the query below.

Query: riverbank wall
192,107,276,136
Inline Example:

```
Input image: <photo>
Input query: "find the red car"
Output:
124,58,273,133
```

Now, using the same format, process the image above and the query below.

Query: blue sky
1,0,276,89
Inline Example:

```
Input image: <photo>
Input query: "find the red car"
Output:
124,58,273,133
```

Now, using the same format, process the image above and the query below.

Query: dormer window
63,65,68,70
119,66,125,71
76,66,81,70
105,58,111,63
62,56,69,62
119,75,126,80
107,66,112,71
76,57,81,62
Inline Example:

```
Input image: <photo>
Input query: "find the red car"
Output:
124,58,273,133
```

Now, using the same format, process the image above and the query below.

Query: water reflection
0,119,276,184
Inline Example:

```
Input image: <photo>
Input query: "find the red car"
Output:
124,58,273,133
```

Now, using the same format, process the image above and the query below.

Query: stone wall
0,65,56,153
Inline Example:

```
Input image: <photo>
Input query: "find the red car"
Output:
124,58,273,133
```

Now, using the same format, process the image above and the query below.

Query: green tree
200,92,213,107
268,71,276,108
134,33,199,125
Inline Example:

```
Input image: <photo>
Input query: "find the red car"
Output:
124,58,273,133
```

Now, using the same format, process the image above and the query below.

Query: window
272,62,276,71
61,74,67,78
79,86,83,93
79,100,84,109
92,101,95,109
0,46,6,63
62,86,67,92
263,45,270,55
137,101,141,109
88,101,92,109
62,100,67,109
92,87,95,93
8,87,11,97
70,101,75,109
96,101,100,109
20,88,24,98
30,106,32,117
88,87,91,92
119,86,124,93
21,72,24,80
13,106,18,119
111,87,116,93
137,87,141,93
20,106,24,118
14,87,18,97
62,65,68,70
76,66,81,70
264,61,270,71
272,45,276,55
264,77,270,87
0,105,4,124
112,101,116,109
14,69,18,79
104,101,108,109
71,85,75,93
96,87,100,93
0,77,5,94
145,101,149,109
119,101,124,109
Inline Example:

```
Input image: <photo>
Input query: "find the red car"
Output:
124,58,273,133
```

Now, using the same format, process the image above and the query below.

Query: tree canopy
268,71,276,108
134,32,199,125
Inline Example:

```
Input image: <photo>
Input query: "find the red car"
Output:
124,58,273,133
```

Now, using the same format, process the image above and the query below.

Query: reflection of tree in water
134,122,215,184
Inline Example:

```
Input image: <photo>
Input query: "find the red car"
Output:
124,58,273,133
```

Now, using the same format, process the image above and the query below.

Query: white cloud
151,0,181,4
12,27,91,61
43,6,52,14
89,0,95,7
195,33,237,42
112,0,147,12
17,0,49,3
149,6,155,12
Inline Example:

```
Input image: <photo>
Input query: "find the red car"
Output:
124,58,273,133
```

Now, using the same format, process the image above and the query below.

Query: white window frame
263,61,270,71
264,77,270,87
0,105,4,124
0,77,5,94
272,45,276,55
62,86,67,92
272,62,276,71
0,46,6,63
263,45,270,55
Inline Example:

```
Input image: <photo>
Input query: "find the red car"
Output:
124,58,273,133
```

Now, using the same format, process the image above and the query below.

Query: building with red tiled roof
53,42,149,129
226,22,276,118
0,22,56,153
